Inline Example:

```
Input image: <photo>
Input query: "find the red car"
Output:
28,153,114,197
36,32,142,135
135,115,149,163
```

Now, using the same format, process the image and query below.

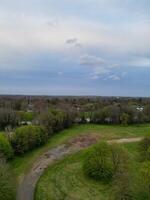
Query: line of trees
0,96,150,131
80,104,150,125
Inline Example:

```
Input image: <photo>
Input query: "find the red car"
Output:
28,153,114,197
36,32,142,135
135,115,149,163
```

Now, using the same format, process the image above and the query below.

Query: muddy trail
17,135,142,200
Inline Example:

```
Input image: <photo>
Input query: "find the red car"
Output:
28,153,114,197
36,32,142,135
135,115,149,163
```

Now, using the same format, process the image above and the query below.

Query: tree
0,133,14,160
11,125,48,155
0,108,18,130
18,111,34,122
120,113,130,125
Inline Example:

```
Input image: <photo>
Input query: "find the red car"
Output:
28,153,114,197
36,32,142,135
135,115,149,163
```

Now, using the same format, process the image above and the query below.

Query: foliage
0,133,14,160
139,162,150,197
0,162,16,200
132,161,150,200
39,109,73,135
83,142,114,182
120,113,130,125
139,137,150,161
18,111,34,122
0,108,18,130
83,140,132,200
11,125,48,155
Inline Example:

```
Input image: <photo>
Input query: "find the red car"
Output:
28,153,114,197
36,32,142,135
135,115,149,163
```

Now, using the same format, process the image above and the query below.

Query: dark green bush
83,142,114,182
139,137,150,161
11,125,48,155
0,162,16,200
0,133,14,160
83,141,131,186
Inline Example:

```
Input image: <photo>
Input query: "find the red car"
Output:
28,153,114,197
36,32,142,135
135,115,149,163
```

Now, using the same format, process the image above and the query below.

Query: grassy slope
10,124,150,183
35,142,140,200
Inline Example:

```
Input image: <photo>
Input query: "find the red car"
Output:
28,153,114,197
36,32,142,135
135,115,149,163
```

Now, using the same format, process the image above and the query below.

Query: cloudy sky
0,0,150,96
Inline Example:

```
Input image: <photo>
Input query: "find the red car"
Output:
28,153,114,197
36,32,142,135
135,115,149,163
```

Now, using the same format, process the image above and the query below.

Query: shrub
0,162,16,200
11,125,48,155
111,147,132,200
83,142,114,182
0,133,14,160
139,137,150,161
132,161,150,200
83,141,131,187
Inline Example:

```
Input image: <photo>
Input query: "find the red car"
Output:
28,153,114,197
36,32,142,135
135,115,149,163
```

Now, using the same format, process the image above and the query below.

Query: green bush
0,133,14,160
83,142,131,185
139,137,150,161
83,142,114,182
11,125,48,155
135,161,150,200
0,163,16,200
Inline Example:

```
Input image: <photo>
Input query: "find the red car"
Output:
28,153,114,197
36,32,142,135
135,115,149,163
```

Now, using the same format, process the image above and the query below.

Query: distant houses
136,106,144,112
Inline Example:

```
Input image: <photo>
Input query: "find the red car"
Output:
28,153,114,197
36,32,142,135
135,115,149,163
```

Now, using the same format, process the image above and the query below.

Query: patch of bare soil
68,133,100,148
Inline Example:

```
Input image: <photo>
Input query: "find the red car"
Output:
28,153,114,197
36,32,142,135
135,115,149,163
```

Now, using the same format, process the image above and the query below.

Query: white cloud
80,54,105,67
107,74,121,81
79,54,119,80
129,57,150,67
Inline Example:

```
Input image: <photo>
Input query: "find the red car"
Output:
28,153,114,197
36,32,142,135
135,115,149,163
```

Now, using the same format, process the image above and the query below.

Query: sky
0,0,150,97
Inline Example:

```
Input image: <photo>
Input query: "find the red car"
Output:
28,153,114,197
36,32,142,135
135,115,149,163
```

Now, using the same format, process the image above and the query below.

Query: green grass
35,141,141,200
10,124,150,183
35,150,112,200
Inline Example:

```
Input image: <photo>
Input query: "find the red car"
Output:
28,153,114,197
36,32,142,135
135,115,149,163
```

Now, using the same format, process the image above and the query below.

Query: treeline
80,104,150,125
0,96,150,131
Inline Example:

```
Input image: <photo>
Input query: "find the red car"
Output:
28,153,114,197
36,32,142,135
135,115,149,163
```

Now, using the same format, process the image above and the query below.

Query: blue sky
0,0,150,96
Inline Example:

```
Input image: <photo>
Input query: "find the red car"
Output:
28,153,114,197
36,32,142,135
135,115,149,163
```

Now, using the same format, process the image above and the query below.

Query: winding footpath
17,136,143,200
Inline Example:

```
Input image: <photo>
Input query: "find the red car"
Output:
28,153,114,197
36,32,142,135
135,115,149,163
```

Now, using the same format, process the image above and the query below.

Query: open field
35,142,140,200
10,124,150,183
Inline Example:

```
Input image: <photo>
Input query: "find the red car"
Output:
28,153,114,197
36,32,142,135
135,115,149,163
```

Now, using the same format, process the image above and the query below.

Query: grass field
10,124,150,183
35,141,140,200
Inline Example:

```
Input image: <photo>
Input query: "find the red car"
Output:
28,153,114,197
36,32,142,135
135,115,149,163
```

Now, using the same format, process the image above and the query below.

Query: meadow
11,124,150,181
8,124,150,200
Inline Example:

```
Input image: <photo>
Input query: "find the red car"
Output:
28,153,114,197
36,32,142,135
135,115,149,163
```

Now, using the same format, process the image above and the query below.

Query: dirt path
16,135,143,200
108,137,143,144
